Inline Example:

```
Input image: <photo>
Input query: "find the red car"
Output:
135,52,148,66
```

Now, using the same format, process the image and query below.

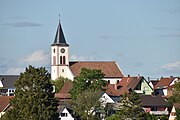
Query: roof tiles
69,61,124,78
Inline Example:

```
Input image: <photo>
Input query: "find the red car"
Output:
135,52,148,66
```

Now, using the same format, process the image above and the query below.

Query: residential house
169,103,180,120
99,92,115,107
0,75,19,96
106,76,153,96
0,96,13,118
141,95,169,116
50,21,124,84
58,106,75,120
154,77,179,97
149,79,159,90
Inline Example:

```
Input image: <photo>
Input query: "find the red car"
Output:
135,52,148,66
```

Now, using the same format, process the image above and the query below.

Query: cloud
100,35,124,40
164,8,180,14
5,67,25,75
0,50,50,75
160,61,180,74
20,50,50,66
159,34,180,38
2,22,43,27
70,55,96,61
153,27,180,31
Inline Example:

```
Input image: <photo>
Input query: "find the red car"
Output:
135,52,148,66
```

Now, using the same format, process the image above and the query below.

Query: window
117,80,119,84
144,86,149,91
53,56,56,65
108,80,110,84
62,69,64,72
60,56,62,64
171,112,175,116
53,48,55,53
63,56,66,64
61,113,67,117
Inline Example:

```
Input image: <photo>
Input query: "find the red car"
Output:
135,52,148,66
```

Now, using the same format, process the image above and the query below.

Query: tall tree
51,77,71,93
2,65,59,120
107,91,146,120
70,68,107,100
72,91,102,120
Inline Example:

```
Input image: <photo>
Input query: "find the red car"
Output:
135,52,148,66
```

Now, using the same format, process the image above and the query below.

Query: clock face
61,48,65,53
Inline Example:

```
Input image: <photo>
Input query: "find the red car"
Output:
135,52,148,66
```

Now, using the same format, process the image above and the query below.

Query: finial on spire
59,14,60,23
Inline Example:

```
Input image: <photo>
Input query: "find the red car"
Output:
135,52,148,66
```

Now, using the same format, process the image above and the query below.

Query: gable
100,93,115,104
69,61,124,78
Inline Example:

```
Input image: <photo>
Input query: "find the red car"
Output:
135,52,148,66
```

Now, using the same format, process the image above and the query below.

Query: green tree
51,77,71,93
168,79,180,105
70,68,107,100
176,109,180,120
107,91,146,120
2,65,59,120
71,91,102,120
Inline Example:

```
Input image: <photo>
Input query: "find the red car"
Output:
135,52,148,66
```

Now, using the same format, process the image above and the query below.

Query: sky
0,0,180,79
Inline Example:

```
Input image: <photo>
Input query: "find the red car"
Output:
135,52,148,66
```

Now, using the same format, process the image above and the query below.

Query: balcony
150,111,169,115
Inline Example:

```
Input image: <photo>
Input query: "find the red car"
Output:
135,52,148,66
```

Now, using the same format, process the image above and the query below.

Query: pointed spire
52,19,69,46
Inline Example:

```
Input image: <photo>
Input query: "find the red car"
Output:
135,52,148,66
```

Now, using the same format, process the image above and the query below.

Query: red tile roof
106,76,142,96
154,77,175,89
69,61,124,78
141,95,168,107
55,82,73,99
118,76,142,89
0,96,13,112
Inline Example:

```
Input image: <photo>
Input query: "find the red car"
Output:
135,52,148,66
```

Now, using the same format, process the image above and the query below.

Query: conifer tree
2,65,59,120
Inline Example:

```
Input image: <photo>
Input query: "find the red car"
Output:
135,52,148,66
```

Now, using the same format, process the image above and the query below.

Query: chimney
137,74,140,78
148,77,150,82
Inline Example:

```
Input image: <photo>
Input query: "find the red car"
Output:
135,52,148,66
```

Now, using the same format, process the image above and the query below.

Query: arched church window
60,56,63,65
63,56,66,65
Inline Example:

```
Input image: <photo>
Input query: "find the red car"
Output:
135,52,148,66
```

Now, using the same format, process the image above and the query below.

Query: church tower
51,21,72,80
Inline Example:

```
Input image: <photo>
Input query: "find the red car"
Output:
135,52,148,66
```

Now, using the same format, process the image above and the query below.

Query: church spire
52,20,69,46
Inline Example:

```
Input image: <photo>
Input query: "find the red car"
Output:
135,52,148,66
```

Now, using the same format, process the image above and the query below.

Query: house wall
99,93,115,107
59,108,74,120
141,79,153,95
103,78,122,84
169,106,176,120
163,89,168,96
0,112,5,118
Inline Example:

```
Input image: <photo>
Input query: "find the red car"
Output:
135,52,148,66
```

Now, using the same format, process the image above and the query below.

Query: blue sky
0,0,180,78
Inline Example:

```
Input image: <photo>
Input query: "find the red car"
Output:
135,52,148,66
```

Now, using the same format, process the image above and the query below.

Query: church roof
69,61,124,78
51,21,69,46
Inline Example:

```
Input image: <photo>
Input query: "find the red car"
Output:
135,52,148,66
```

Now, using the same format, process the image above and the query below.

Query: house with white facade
0,75,19,96
169,103,180,120
58,106,74,120
51,21,124,84
154,77,179,96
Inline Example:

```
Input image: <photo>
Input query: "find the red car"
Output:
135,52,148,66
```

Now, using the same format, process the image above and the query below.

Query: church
51,21,124,84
